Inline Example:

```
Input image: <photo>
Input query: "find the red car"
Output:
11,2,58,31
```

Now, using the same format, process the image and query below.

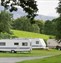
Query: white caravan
30,38,46,49
0,39,32,52
47,39,58,48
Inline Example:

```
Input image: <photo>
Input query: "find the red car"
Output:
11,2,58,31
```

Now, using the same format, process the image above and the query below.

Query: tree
0,10,12,33
56,17,61,41
35,20,44,33
12,17,32,31
1,0,38,20
43,20,53,35
56,0,61,41
12,17,40,33
57,0,61,17
51,18,58,35
32,24,40,33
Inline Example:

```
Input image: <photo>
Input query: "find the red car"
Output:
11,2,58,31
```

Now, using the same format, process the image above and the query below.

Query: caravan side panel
31,38,46,49
0,39,32,52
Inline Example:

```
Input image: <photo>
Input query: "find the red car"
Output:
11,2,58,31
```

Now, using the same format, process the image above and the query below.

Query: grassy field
17,54,61,63
0,49,61,57
12,30,54,40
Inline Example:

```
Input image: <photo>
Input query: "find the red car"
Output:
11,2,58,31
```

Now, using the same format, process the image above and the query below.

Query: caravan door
14,42,20,51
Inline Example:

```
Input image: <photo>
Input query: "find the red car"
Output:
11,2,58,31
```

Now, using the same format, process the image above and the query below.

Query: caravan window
36,41,39,44
0,42,6,46
22,42,28,46
14,43,19,45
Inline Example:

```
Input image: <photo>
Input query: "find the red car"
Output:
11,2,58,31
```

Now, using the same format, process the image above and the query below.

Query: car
56,45,61,50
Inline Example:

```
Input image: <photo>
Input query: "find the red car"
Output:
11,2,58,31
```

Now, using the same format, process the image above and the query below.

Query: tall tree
35,20,44,33
57,0,61,17
56,0,61,41
0,11,12,33
32,24,40,33
51,19,57,35
43,20,53,35
12,17,32,31
1,0,38,20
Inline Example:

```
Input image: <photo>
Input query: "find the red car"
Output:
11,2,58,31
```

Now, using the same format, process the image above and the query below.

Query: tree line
12,16,59,36
0,10,60,40
0,0,61,42
0,10,58,35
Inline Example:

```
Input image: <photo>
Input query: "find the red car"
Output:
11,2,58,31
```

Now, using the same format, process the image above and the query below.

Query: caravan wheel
58,48,60,50
11,50,15,53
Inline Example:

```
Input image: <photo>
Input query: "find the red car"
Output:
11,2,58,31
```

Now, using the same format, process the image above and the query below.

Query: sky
0,0,59,17
36,0,59,17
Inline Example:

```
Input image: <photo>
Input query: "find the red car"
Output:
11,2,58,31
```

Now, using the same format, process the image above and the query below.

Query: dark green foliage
12,17,32,32
43,19,59,35
57,1,61,16
51,18,58,35
43,20,53,35
1,0,38,20
0,32,18,39
35,20,44,33
31,24,40,33
0,32,11,39
56,18,61,41
12,17,40,33
0,11,12,33
56,0,61,41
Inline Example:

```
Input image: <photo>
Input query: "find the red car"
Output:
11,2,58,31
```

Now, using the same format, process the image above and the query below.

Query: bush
0,32,17,39
31,24,40,33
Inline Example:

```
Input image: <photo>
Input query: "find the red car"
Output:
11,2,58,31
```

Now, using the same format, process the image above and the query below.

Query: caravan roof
0,38,31,42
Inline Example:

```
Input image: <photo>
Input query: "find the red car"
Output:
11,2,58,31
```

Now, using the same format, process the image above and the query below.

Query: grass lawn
17,54,61,63
12,30,54,40
0,49,61,57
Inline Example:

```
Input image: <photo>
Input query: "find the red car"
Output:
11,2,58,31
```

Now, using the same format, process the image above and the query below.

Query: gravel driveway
0,54,60,63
